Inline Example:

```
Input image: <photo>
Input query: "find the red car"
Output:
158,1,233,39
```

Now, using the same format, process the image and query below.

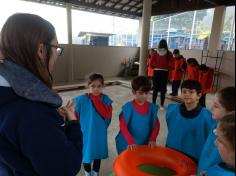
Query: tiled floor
59,81,215,176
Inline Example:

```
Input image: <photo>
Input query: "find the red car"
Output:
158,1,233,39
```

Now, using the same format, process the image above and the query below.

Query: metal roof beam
68,0,141,17
203,0,218,5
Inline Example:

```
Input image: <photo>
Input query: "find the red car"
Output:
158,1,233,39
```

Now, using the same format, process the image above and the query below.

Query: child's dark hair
187,58,199,66
173,49,180,55
181,80,202,94
131,76,152,92
219,111,235,150
218,87,235,112
199,64,209,71
87,73,104,85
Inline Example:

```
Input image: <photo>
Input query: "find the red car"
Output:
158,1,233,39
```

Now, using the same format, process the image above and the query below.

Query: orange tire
113,146,197,176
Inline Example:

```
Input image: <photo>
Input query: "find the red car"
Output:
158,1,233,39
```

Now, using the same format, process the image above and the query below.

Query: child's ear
197,93,202,99
132,90,136,95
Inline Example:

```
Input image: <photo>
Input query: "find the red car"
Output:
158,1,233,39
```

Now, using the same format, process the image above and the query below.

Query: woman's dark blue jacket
0,60,83,176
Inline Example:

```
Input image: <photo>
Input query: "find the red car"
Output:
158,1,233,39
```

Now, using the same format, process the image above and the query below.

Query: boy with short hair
169,49,187,96
115,76,160,154
166,80,216,162
186,58,199,81
198,64,214,107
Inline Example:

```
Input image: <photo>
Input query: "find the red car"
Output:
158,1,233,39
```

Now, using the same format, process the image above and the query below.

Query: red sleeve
168,52,173,61
149,118,160,142
206,69,214,88
182,59,187,71
150,53,157,69
147,55,151,66
120,115,135,145
169,58,175,70
74,112,80,121
89,95,112,120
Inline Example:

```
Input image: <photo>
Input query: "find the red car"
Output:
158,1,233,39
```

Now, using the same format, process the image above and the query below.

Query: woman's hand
58,100,77,121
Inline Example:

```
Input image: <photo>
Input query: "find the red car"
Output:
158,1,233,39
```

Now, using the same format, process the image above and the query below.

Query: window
150,8,215,50
220,6,235,51
0,0,68,44
72,9,139,47
150,17,169,48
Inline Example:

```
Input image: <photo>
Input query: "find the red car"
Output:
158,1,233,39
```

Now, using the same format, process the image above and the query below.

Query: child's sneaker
92,171,99,176
160,106,165,111
84,171,91,176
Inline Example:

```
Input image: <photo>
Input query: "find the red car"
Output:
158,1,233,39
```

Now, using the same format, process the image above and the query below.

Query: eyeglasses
45,44,64,56
213,128,217,136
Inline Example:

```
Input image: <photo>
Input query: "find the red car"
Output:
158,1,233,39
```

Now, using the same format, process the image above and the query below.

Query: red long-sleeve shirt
199,68,214,94
150,50,172,70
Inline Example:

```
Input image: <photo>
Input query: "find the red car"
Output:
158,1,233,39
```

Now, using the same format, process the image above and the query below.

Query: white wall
2,44,235,89
53,46,234,90
52,45,140,84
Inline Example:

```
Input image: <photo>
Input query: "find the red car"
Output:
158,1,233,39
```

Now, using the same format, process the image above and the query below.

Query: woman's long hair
0,13,56,88
158,39,169,51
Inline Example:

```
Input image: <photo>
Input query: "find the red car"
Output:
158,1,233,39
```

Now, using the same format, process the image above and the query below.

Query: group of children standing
72,72,235,176
147,48,215,108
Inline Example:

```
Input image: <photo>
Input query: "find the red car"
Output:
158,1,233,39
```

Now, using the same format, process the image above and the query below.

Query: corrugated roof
23,0,235,19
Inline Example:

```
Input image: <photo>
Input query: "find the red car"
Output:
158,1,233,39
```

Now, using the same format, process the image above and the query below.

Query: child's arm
182,59,187,72
206,69,214,89
74,112,80,121
149,118,160,148
119,114,136,150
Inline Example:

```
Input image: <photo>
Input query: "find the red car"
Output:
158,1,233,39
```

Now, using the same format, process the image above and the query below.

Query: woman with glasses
0,13,82,176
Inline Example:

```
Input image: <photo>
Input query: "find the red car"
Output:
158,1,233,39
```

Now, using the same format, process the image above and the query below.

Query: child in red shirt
169,49,187,96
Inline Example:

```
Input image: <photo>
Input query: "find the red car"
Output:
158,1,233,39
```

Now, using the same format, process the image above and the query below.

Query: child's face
199,70,204,74
173,54,180,58
181,88,201,105
211,94,227,120
215,125,235,169
189,63,195,66
133,90,149,104
88,80,104,96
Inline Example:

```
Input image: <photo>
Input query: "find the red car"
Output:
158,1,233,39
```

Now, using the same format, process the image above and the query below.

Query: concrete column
139,0,152,76
189,10,197,49
138,18,143,47
66,3,72,45
227,12,235,50
150,20,155,48
208,6,226,55
167,16,172,45
66,3,74,82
